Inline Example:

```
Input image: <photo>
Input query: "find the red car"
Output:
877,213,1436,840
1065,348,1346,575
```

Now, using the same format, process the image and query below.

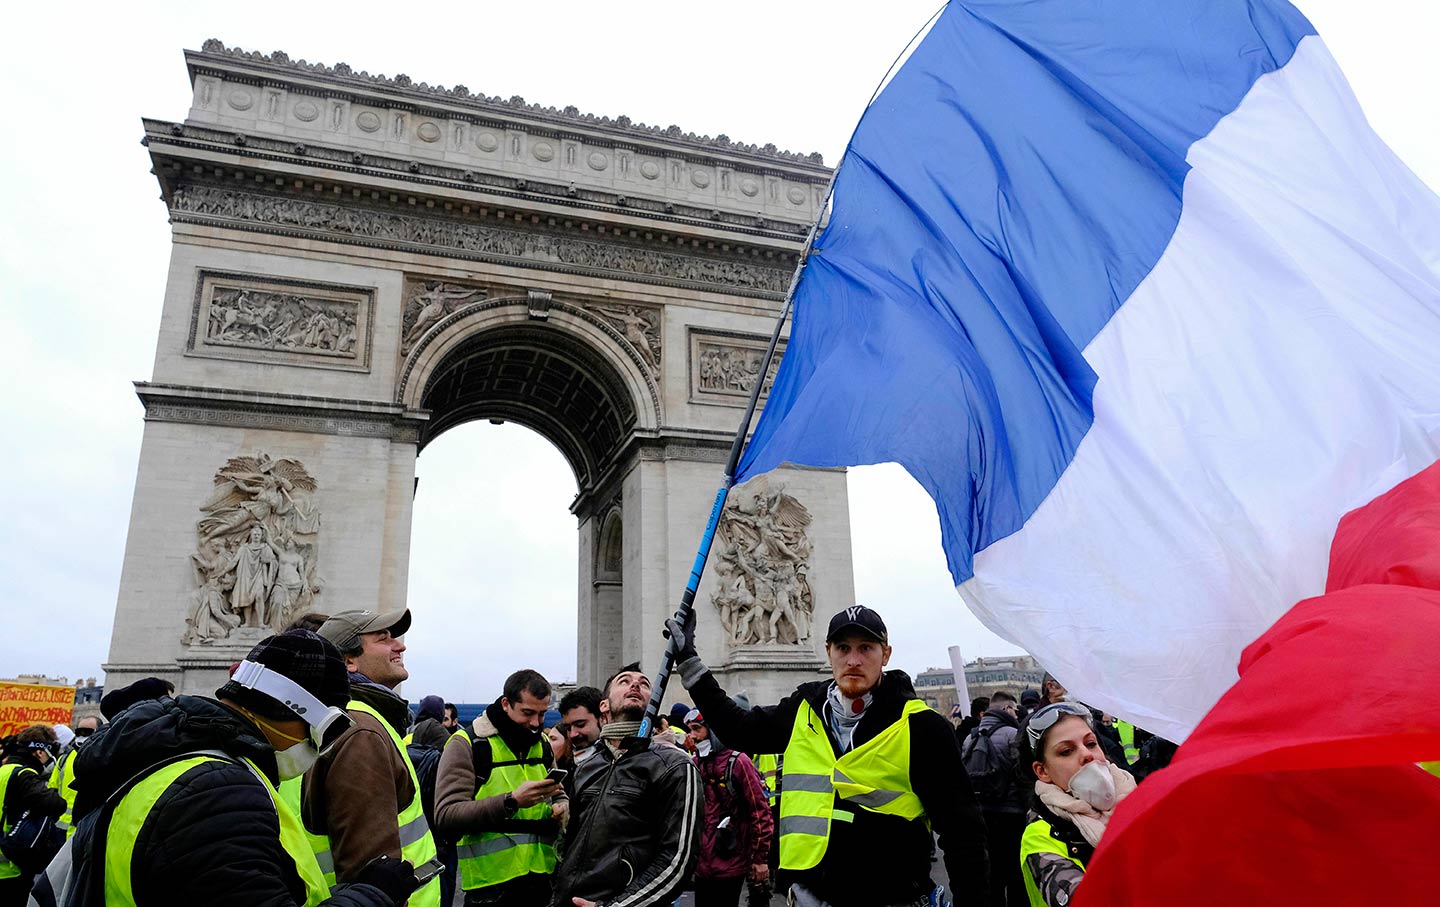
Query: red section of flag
1075,462,1440,907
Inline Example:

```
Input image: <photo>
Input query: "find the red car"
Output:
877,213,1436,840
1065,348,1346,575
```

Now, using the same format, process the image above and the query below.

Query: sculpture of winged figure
710,478,816,646
401,281,487,353
595,305,661,373
197,454,317,541
184,452,324,645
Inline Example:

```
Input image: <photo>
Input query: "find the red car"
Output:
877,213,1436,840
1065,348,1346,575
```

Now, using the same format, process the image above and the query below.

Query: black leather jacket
550,735,701,907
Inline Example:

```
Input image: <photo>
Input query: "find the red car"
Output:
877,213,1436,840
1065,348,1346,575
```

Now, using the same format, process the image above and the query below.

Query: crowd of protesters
0,604,1177,907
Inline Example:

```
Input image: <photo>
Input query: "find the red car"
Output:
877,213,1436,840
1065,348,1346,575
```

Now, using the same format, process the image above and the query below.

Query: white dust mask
1067,760,1116,811
275,741,319,780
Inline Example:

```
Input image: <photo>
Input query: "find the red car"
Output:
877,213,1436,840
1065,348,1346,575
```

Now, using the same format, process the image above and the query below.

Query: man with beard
668,605,990,907
309,608,442,906
435,669,567,906
551,663,701,907
557,686,605,783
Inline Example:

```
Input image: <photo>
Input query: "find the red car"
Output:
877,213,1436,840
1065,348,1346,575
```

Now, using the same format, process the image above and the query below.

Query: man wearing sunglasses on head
32,630,424,907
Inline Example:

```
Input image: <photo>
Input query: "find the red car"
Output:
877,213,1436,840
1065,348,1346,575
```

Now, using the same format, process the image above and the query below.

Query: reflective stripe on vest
305,699,441,907
0,763,37,880
102,755,329,907
1115,720,1139,763
777,699,930,871
1019,817,1086,907
47,749,79,838
455,731,557,891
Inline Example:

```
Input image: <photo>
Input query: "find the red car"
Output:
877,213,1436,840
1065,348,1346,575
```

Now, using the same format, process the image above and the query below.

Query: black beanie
216,629,351,722
100,677,173,720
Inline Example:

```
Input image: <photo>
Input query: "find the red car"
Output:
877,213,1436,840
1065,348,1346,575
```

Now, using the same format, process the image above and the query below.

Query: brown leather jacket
302,682,417,883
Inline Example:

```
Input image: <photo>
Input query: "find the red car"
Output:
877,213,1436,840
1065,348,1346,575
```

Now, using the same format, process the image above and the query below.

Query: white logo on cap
845,606,863,622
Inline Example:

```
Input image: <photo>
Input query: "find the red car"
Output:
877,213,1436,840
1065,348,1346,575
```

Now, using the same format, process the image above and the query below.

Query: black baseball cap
825,606,888,644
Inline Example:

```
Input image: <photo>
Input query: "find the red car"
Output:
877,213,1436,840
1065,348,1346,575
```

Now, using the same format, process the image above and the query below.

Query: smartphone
545,767,569,784
413,857,445,885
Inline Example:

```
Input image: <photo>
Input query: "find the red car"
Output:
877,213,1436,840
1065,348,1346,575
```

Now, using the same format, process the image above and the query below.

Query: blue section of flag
736,0,1314,583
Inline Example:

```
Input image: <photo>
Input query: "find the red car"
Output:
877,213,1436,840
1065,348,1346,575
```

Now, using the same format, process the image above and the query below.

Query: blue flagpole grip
638,482,731,738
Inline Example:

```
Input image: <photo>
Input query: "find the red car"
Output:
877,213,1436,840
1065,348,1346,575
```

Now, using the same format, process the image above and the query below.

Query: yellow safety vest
454,733,557,891
1114,720,1139,763
777,699,930,870
102,754,329,906
0,763,38,880
303,700,441,907
754,754,783,805
48,748,80,838
1019,817,1087,907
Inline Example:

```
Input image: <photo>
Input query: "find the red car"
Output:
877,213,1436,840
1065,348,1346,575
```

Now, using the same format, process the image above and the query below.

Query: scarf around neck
1033,762,1138,847
824,682,874,753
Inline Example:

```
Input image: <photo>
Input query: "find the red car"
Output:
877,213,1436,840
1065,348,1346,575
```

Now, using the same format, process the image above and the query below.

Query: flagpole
636,193,829,737
636,2,951,736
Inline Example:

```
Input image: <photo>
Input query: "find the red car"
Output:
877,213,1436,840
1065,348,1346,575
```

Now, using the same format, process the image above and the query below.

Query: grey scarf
824,682,873,754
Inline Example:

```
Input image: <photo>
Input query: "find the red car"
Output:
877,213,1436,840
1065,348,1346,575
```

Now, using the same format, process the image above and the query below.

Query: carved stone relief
711,476,814,646
400,279,488,354
689,329,784,406
170,186,789,296
184,454,323,645
594,305,661,374
190,271,373,372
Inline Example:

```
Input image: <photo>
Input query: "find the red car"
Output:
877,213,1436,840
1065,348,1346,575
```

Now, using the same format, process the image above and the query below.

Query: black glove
354,854,420,905
663,606,698,662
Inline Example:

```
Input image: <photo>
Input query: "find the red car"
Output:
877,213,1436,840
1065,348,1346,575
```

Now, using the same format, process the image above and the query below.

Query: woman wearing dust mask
1016,701,1137,907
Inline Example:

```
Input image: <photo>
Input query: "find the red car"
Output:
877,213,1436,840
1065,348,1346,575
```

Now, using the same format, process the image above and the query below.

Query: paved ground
446,838,953,905
674,838,953,907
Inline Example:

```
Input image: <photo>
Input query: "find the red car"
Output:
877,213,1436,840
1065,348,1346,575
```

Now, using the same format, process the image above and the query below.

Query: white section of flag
961,36,1440,742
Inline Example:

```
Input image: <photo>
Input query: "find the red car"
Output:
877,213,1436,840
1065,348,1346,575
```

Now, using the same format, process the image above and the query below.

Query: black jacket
686,667,991,907
550,735,701,907
1,751,65,827
62,695,393,907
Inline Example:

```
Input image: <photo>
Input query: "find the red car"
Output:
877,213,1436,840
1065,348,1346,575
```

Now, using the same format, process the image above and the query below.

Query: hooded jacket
62,695,391,907
684,666,990,907
691,737,772,882
301,674,419,885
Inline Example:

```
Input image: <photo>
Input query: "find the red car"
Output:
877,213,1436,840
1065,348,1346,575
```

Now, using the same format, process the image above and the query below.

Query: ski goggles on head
231,660,353,756
1024,701,1094,749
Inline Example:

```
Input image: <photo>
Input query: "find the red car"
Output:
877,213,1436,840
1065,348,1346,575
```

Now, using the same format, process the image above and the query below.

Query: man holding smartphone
435,669,567,906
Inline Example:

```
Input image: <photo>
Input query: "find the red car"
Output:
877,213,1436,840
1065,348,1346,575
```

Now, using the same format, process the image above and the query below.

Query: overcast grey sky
3,2,1437,703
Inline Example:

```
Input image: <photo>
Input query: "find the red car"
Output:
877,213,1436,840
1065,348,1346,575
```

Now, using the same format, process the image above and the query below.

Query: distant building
913,655,1045,718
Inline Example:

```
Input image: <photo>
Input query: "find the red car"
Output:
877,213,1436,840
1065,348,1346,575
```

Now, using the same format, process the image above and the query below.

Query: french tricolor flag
738,0,1440,743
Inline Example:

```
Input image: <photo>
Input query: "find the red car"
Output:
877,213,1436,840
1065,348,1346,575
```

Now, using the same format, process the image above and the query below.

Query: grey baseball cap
318,608,411,651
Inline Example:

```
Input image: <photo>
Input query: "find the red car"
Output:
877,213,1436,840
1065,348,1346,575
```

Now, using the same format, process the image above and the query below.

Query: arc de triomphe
104,41,856,703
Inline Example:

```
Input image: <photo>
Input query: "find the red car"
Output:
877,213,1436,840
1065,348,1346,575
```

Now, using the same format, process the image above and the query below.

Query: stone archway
106,40,857,703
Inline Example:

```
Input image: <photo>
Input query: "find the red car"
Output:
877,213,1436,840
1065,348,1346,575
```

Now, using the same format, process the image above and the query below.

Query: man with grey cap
666,605,990,907
301,608,442,907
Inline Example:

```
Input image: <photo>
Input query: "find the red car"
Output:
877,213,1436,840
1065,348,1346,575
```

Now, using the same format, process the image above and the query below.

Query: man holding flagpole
666,604,989,907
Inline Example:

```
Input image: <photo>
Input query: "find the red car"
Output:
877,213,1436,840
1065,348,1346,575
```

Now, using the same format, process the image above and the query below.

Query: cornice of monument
190,40,829,170
136,381,428,443
142,117,815,244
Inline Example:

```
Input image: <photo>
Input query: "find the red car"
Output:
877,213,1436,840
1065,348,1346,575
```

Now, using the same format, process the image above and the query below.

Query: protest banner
0,681,75,736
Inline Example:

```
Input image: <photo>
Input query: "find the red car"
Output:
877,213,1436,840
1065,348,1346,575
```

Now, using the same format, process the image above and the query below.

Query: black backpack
405,743,442,831
960,727,1013,806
